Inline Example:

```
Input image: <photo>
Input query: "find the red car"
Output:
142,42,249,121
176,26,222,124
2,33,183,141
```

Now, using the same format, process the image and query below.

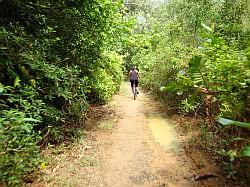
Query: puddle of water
147,113,180,152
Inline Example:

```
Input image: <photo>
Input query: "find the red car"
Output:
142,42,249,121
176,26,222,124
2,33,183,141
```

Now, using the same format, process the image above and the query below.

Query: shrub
0,110,41,185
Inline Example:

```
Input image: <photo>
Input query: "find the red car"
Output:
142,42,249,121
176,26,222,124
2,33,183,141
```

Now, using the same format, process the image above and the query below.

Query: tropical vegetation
0,0,249,185
129,0,249,179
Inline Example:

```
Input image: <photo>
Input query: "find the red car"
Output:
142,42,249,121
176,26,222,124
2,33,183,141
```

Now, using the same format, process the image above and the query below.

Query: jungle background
0,0,249,185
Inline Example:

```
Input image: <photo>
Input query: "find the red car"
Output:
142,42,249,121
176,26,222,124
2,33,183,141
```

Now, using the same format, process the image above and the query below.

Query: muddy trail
33,82,238,186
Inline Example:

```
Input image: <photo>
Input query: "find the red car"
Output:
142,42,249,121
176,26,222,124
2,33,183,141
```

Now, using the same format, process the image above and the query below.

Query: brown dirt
30,82,246,187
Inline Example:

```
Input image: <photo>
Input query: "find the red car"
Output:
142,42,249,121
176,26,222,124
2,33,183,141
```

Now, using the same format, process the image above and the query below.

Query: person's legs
130,80,135,93
135,80,139,94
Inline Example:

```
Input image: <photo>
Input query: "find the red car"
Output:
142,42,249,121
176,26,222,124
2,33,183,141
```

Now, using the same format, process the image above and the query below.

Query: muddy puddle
147,113,180,152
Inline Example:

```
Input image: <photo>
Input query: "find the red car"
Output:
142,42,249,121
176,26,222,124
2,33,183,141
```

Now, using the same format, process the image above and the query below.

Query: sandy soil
32,82,245,187
86,83,195,186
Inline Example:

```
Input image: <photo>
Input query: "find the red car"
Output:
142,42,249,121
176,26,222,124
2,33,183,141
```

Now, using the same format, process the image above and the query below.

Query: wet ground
148,113,180,152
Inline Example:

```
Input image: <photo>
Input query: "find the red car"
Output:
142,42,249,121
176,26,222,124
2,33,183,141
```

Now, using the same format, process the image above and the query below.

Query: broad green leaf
188,55,208,88
241,146,250,157
165,84,176,92
218,118,250,129
189,56,202,68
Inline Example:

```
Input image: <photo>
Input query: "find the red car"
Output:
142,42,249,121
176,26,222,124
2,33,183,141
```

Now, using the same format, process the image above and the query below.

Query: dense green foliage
1,0,249,184
131,0,249,119
126,0,249,179
0,0,132,184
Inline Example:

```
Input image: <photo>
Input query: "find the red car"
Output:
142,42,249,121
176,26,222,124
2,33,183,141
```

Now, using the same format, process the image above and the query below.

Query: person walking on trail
128,66,140,94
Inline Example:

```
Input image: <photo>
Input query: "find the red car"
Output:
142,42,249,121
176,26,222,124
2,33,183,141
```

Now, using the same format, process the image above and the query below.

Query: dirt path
36,82,229,186
93,83,194,186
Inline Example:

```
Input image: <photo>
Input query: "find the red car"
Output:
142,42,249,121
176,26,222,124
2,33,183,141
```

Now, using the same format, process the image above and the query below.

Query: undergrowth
0,0,127,185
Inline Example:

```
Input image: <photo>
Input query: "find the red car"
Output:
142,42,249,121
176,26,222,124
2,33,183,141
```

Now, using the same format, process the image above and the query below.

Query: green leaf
0,118,6,123
189,56,202,69
227,149,237,161
23,118,41,123
201,22,212,32
19,124,32,133
166,84,177,92
218,118,250,129
160,86,166,91
241,146,250,157
188,55,208,88
160,83,177,92
14,76,21,88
